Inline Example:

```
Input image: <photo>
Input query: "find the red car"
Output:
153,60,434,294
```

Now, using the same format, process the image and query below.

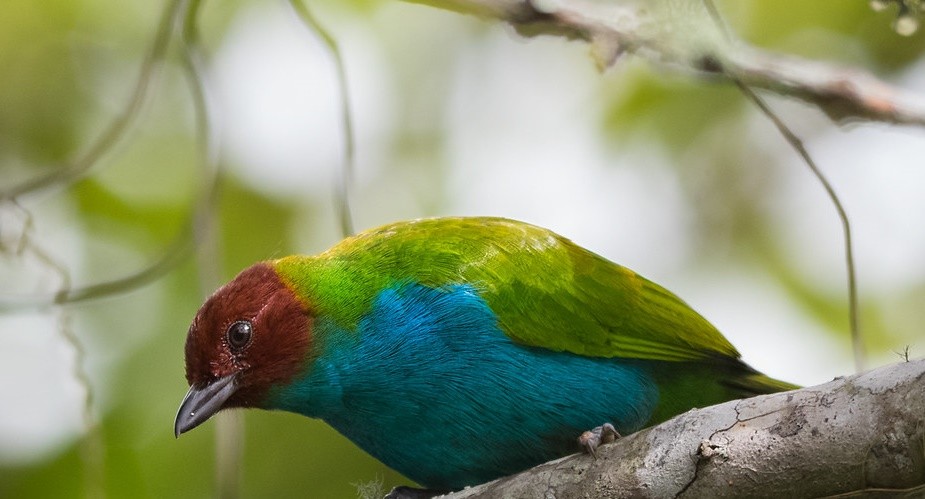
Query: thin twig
700,0,732,42
1,0,184,200
733,82,864,372
0,1,223,493
58,311,107,499
289,0,356,237
179,1,242,498
702,0,864,371
179,0,223,259
0,233,194,312
2,200,106,498
0,0,220,314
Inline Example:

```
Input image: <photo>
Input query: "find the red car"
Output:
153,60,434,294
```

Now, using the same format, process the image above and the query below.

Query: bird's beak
174,373,237,437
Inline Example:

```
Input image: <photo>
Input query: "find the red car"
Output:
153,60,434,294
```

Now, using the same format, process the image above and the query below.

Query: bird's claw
578,422,621,458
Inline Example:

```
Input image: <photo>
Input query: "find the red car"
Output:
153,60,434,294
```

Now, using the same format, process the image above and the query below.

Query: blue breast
267,282,659,489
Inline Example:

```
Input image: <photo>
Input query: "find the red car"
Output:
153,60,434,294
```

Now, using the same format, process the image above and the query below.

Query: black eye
226,320,253,351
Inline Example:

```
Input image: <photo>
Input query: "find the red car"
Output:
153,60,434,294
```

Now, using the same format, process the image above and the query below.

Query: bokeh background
1,0,924,497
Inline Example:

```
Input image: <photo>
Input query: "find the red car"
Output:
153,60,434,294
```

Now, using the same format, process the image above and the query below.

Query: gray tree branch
408,0,925,127
445,359,925,498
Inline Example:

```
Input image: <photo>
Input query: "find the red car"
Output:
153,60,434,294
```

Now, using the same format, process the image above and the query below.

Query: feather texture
274,217,739,361
266,282,658,488
178,217,797,490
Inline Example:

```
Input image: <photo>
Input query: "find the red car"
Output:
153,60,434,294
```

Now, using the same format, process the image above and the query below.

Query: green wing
457,219,739,362
287,217,740,363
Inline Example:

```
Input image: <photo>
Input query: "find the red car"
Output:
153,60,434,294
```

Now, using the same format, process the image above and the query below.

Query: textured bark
445,359,925,498
407,0,925,127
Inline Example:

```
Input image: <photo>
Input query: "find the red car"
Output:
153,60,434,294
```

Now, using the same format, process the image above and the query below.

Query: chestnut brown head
175,262,312,437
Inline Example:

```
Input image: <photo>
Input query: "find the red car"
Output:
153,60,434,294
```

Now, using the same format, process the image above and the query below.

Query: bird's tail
645,359,797,426
723,370,800,398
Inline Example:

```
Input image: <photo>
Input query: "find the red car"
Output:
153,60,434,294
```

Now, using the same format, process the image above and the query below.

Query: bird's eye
226,320,253,351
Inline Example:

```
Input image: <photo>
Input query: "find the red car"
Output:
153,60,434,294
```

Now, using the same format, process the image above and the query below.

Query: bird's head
174,262,313,437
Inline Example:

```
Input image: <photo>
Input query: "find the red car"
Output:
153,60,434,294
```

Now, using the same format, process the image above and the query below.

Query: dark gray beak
174,373,237,437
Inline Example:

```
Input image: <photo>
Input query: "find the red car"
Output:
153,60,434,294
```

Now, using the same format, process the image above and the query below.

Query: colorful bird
175,217,795,492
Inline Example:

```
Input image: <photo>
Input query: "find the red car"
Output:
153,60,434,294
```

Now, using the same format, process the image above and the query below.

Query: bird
175,216,795,493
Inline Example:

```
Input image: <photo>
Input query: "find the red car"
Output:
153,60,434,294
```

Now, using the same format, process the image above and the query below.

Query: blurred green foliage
722,0,925,68
1,0,923,498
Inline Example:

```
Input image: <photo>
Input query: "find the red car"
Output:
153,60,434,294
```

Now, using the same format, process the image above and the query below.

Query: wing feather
320,217,741,363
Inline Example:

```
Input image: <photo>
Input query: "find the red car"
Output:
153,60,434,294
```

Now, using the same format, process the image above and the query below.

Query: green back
274,217,740,363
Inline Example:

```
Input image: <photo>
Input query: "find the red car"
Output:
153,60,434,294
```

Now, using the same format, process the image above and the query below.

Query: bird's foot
384,486,451,499
578,422,621,458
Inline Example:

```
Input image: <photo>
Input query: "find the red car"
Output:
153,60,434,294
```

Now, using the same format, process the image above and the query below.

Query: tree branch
408,0,925,127
446,359,925,498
